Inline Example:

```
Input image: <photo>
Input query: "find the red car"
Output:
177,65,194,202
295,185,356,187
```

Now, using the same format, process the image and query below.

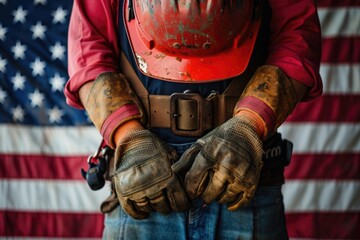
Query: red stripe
286,95,360,123
322,37,360,63
286,212,360,239
285,153,360,180
318,0,360,7
3,153,359,181
0,154,87,180
0,210,104,238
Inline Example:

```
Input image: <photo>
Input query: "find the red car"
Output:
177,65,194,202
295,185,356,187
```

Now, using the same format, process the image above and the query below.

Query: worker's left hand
172,116,263,211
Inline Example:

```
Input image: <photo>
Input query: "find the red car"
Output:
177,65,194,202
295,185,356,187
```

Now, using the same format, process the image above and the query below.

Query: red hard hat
124,0,262,82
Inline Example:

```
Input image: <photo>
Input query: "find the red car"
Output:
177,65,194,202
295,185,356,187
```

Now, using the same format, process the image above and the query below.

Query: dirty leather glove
112,129,190,219
173,116,263,211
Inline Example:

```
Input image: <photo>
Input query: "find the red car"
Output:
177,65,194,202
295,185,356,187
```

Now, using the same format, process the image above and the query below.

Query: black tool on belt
259,132,293,186
81,142,114,191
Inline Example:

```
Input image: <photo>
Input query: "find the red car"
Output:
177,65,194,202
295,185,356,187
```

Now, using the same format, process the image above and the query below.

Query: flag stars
50,73,65,92
30,58,46,76
0,88,7,103
34,0,47,5
50,42,65,60
0,56,7,73
12,72,26,90
11,41,27,59
12,6,28,24
52,7,68,24
11,105,25,122
31,22,47,39
48,106,64,123
0,0,7,4
29,89,45,107
0,24,7,41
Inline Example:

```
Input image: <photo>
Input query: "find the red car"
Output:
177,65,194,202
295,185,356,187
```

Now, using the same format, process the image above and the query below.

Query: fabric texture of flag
0,0,359,239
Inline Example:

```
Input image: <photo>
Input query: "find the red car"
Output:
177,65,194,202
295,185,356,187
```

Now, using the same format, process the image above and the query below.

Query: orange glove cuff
113,119,144,147
235,108,269,140
234,96,276,139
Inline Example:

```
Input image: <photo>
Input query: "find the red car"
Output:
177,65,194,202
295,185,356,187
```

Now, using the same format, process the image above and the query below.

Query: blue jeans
103,143,288,240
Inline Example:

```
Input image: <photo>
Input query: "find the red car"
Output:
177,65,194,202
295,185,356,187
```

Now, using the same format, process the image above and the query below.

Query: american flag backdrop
0,0,359,239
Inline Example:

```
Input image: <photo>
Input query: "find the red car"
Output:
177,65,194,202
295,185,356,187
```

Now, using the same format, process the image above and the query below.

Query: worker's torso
117,0,271,143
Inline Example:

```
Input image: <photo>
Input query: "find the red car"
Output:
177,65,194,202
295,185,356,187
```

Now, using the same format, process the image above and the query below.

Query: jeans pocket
252,185,288,240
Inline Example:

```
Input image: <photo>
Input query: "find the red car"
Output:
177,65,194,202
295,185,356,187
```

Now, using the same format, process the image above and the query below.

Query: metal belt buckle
169,91,208,137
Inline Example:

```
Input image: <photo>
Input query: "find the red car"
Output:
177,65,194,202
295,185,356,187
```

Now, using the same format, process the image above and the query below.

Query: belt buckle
169,91,210,137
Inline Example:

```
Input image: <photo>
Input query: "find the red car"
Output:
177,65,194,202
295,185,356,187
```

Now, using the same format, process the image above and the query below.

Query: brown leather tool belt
144,89,242,137
119,52,251,137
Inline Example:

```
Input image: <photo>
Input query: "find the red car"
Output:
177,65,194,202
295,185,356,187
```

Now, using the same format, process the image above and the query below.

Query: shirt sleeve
64,0,120,109
266,0,323,101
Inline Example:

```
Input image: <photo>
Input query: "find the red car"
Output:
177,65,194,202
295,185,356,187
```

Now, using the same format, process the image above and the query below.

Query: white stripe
0,179,109,212
0,124,101,155
1,123,360,155
2,178,358,213
320,63,360,94
283,180,360,212
318,7,360,37
279,123,360,154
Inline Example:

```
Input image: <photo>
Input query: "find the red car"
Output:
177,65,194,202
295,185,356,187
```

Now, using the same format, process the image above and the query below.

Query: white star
0,0,7,4
30,22,47,39
52,7,68,24
11,105,25,122
50,73,65,92
29,89,45,107
11,41,27,59
0,24,7,41
30,58,46,76
48,106,64,123
34,0,46,5
49,42,65,60
12,6,28,23
0,88,7,103
0,55,7,73
11,72,26,90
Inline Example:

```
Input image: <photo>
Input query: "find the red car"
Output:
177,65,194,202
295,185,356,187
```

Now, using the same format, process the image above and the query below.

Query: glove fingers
184,153,212,199
227,193,248,212
167,179,190,212
217,176,245,204
185,170,210,199
217,184,238,205
100,191,120,214
172,142,202,175
149,191,172,215
133,197,153,214
201,171,226,204
122,198,149,219
229,179,258,211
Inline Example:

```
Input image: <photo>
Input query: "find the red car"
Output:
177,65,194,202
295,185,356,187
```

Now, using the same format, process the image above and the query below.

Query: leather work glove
82,72,190,218
112,129,190,219
173,116,263,211
173,65,306,211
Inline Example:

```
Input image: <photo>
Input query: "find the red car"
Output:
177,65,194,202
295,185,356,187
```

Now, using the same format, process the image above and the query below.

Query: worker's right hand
112,127,190,219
